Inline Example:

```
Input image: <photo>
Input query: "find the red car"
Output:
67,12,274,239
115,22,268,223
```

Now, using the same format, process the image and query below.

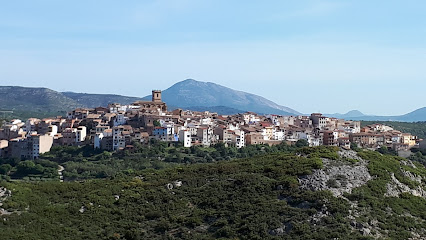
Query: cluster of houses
0,90,422,160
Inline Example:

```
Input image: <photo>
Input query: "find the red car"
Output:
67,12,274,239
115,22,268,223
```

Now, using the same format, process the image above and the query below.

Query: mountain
0,86,83,118
397,107,426,122
181,106,246,115
143,79,301,115
62,92,144,108
0,87,147,119
0,85,250,119
326,108,426,122
326,110,366,119
2,84,425,121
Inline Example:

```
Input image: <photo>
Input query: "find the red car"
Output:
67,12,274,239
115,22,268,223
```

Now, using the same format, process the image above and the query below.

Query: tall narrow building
152,90,162,103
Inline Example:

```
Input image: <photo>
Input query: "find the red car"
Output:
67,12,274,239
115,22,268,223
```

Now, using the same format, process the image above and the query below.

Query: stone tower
152,90,162,103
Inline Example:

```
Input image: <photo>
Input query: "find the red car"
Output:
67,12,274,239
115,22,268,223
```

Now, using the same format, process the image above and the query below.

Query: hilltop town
0,90,422,160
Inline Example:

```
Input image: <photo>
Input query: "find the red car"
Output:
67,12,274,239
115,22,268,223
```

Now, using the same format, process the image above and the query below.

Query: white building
179,130,192,148
48,125,58,137
274,130,286,141
76,126,87,143
28,134,53,159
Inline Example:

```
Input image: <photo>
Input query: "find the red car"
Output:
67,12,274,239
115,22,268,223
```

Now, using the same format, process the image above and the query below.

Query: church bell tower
152,90,162,103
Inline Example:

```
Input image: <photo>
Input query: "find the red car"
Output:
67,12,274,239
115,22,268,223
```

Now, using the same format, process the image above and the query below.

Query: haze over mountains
0,79,425,122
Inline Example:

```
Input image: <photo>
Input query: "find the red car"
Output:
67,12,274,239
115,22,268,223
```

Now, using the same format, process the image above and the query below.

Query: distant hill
143,79,301,116
2,84,425,122
325,108,426,122
183,106,247,115
397,107,426,122
326,110,366,119
62,92,144,108
0,87,147,119
0,86,83,119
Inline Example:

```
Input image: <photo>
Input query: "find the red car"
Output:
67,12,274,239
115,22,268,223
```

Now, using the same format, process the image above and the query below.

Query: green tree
296,139,309,148
16,161,44,175
153,120,161,127
350,142,359,151
0,164,12,175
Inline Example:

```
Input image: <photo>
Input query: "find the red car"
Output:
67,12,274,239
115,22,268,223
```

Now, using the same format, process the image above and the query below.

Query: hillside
0,87,145,119
326,110,366,119
398,107,426,122
2,84,425,121
0,86,83,119
1,146,426,239
0,83,289,119
62,92,144,108
328,108,426,122
144,79,301,116
182,105,247,115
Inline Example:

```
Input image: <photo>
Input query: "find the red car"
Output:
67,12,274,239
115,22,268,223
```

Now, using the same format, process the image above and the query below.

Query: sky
0,0,425,115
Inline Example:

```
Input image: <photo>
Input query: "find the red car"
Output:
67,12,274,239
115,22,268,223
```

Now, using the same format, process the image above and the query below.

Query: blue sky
1,0,425,115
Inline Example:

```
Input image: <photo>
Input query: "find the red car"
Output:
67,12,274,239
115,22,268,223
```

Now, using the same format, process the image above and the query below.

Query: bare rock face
338,150,363,161
0,187,13,215
400,160,417,169
0,187,11,206
299,150,372,197
401,169,423,183
299,149,426,239
269,222,292,236
385,173,426,198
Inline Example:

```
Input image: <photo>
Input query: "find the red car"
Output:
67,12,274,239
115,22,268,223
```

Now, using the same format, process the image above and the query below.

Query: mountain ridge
326,108,426,122
62,92,144,108
143,79,301,116
0,83,426,121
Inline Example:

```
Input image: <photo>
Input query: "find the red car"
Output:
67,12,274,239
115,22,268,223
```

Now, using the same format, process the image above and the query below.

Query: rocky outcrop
400,160,417,169
269,222,293,236
401,169,423,183
0,187,11,206
0,187,12,215
338,150,363,161
299,150,372,197
385,173,426,198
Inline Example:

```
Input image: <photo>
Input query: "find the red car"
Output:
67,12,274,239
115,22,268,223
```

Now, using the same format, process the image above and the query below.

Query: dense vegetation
0,148,360,240
345,150,426,239
409,148,426,166
361,121,426,139
0,140,304,181
0,157,58,181
1,146,426,239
